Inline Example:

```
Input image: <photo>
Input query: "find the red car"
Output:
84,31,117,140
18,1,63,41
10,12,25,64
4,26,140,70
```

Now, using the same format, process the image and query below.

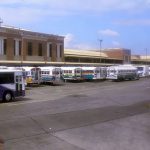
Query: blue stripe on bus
0,85,15,99
82,75,94,80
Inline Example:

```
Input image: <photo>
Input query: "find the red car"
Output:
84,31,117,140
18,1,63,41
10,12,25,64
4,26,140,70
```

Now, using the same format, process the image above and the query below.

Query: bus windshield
0,72,14,84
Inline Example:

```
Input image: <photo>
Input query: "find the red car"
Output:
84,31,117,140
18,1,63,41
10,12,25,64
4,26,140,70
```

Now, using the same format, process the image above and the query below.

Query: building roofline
0,25,64,39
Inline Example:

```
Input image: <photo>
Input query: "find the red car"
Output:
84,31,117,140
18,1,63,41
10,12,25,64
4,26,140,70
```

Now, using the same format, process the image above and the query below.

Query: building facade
103,48,131,64
64,48,131,65
0,26,64,65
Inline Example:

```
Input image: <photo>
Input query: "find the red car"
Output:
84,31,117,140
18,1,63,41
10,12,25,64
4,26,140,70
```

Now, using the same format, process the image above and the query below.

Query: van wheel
3,92,12,102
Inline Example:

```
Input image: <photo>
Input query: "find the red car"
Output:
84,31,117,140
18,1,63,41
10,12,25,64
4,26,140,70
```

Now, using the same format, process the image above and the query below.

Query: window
137,67,143,71
49,44,52,57
3,39,7,55
14,40,15,55
19,41,22,55
38,43,43,56
56,44,57,57
50,44,52,57
60,45,62,57
0,72,14,84
95,70,100,73
27,42,32,56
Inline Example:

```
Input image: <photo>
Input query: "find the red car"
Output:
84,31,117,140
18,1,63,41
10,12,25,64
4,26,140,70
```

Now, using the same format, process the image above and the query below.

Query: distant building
0,26,64,65
103,48,131,64
64,48,131,65
131,55,150,65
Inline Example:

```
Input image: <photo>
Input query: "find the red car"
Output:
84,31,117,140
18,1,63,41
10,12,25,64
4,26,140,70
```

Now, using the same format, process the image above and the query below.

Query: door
16,75,22,96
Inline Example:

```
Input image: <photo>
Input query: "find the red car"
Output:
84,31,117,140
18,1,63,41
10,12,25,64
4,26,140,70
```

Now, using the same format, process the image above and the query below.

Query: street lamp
98,39,103,64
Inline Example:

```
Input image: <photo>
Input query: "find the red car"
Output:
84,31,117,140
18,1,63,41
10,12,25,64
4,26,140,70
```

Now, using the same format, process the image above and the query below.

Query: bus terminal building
0,26,64,66
0,26,150,66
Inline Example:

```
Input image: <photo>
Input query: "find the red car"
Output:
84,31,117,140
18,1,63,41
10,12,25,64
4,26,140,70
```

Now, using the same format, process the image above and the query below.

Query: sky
0,0,150,55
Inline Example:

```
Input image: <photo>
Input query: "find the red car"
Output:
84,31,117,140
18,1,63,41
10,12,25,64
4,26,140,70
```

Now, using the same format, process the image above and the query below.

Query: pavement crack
30,117,49,134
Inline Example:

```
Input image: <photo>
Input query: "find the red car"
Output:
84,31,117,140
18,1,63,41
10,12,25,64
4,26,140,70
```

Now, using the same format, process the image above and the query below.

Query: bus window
137,67,143,71
0,73,14,84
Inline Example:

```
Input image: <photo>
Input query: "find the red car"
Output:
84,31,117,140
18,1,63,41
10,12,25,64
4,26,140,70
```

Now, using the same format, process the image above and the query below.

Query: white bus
0,68,25,102
40,66,63,85
81,67,95,80
81,67,107,80
22,67,41,86
107,65,139,81
136,65,149,77
61,66,84,81
94,67,107,80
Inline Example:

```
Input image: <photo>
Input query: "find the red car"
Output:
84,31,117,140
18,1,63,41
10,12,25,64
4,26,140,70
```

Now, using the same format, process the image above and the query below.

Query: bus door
75,68,82,80
101,68,107,78
52,68,62,80
95,68,100,79
15,75,23,96
31,67,41,84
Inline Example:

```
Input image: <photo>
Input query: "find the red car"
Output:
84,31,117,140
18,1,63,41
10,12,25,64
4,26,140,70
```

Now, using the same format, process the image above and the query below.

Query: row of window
0,38,63,58
118,70,136,73
108,70,136,73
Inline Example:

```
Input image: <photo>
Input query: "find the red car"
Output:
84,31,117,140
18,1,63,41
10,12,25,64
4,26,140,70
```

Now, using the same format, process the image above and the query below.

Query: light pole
98,39,103,64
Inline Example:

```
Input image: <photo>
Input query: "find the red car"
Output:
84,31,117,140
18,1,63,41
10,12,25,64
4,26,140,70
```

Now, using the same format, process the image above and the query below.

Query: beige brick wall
0,27,64,63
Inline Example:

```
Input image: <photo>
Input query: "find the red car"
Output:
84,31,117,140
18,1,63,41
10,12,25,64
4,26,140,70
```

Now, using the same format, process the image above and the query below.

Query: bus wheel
3,92,12,102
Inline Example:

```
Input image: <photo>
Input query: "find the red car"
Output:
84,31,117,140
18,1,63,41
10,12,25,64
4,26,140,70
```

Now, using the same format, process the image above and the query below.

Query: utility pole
98,39,103,64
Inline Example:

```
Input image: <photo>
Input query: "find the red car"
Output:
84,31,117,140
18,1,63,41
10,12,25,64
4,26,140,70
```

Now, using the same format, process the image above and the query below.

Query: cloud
98,29,120,37
64,33,94,50
1,0,150,36
1,0,150,15
64,33,75,48
1,0,150,26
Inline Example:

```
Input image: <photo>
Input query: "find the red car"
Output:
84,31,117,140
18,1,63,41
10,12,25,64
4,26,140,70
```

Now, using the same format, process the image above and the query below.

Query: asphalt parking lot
0,78,150,150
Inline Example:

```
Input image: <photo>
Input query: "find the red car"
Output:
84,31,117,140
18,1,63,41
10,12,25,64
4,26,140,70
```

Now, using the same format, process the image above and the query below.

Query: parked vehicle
61,67,83,81
22,67,41,86
81,67,95,80
107,65,139,81
94,67,107,80
0,67,25,102
40,66,63,85
136,65,149,77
